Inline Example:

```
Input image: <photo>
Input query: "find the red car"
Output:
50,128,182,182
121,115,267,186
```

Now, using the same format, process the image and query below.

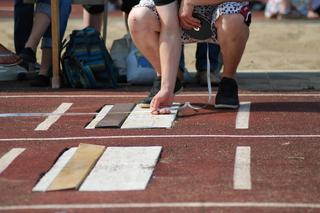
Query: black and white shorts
134,0,251,44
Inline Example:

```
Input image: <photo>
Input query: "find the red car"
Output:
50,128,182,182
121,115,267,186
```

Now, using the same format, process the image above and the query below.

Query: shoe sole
138,87,183,109
214,104,239,109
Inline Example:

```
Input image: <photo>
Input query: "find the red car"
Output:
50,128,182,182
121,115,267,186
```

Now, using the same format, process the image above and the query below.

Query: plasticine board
96,103,135,128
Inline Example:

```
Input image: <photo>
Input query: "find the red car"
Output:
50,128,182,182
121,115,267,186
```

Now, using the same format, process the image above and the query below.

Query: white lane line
236,102,251,129
0,112,97,118
80,146,162,191
1,202,320,210
0,134,320,142
85,105,113,129
32,148,77,192
1,93,319,98
234,146,251,190
0,148,26,175
35,103,73,131
121,105,178,129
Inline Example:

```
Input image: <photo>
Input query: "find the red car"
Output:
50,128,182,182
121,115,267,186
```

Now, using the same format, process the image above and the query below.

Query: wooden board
47,144,105,191
79,146,162,191
96,103,135,128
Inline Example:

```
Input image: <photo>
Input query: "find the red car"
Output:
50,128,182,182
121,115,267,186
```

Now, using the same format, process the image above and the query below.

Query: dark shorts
83,5,104,14
121,0,140,14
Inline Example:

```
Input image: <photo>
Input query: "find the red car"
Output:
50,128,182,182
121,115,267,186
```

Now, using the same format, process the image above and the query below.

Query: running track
0,90,319,212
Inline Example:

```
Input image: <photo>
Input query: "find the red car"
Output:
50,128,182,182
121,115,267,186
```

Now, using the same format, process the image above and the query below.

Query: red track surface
0,90,319,212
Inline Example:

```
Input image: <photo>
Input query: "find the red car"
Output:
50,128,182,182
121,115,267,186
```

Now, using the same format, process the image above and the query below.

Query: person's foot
30,74,50,87
215,77,239,109
18,47,36,71
196,71,220,86
139,76,183,108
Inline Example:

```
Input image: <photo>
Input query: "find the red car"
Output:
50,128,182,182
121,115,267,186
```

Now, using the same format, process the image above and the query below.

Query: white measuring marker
236,102,251,129
33,147,77,192
80,146,162,191
35,103,73,131
121,105,178,129
85,105,113,129
0,148,26,175
233,146,251,190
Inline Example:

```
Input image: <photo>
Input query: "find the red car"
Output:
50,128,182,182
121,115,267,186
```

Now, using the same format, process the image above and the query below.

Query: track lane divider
0,148,26,175
236,102,251,129
233,146,251,190
35,103,73,131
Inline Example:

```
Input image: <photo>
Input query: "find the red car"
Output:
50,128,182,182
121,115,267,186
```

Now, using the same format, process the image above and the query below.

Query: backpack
61,27,118,89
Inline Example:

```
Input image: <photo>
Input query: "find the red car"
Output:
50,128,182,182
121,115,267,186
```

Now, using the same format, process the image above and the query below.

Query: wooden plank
32,148,77,192
51,0,60,88
47,143,105,191
85,105,113,129
96,103,135,128
121,105,179,129
79,146,162,191
0,148,25,175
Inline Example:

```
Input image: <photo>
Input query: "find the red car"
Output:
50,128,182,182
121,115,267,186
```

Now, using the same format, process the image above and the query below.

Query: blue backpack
61,27,118,88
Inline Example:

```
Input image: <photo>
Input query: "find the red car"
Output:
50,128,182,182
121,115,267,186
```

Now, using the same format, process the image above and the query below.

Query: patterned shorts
134,0,251,43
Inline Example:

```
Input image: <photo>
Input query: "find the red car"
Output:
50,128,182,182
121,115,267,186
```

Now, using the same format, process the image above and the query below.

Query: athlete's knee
128,8,159,34
216,14,249,40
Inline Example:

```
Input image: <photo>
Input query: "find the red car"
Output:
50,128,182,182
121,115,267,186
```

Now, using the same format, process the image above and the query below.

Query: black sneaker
18,47,36,71
30,75,50,87
139,76,183,108
215,77,239,109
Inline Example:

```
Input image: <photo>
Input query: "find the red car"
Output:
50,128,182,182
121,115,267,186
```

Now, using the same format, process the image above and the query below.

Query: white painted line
121,105,178,129
0,134,320,142
32,148,77,192
0,112,97,118
234,146,251,190
236,102,251,129
0,93,319,98
85,105,113,129
35,103,73,131
1,202,320,210
80,146,162,191
0,148,26,175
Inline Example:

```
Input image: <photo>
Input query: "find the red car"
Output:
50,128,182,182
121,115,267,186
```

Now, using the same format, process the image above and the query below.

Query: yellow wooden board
47,143,105,191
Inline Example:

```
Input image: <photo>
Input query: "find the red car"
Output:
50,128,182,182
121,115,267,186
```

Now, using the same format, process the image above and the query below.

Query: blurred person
307,0,320,18
195,43,223,86
14,0,34,55
18,0,72,86
265,0,314,18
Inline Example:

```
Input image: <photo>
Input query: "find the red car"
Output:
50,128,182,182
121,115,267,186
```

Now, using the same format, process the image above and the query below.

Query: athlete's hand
179,0,200,29
150,89,174,115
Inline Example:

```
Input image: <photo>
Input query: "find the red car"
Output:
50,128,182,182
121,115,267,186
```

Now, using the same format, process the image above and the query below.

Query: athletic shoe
18,47,36,71
215,77,239,109
30,75,50,87
139,77,183,108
